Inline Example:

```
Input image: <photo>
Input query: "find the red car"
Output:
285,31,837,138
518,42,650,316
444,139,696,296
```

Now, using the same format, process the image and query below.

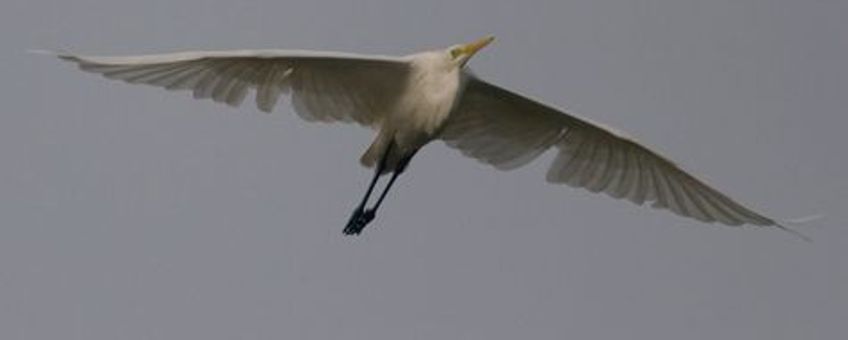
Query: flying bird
42,36,808,239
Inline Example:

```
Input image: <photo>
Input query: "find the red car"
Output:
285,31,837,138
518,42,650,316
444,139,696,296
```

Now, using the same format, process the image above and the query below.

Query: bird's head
446,36,495,68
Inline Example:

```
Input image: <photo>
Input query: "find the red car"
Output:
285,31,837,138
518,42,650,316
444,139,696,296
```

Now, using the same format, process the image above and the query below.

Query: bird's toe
343,209,377,235
361,210,376,224
343,208,365,235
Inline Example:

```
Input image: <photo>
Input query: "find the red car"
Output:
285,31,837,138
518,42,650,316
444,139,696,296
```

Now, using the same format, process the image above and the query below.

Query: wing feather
589,140,617,193
442,76,791,231
631,150,650,205
53,49,410,125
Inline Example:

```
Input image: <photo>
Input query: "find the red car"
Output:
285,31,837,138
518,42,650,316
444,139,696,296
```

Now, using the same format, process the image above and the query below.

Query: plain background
2,0,846,339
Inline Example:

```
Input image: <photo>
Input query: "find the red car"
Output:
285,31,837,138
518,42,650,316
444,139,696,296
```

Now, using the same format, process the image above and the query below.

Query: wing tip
785,213,824,225
27,49,76,61
772,222,813,243
771,213,823,243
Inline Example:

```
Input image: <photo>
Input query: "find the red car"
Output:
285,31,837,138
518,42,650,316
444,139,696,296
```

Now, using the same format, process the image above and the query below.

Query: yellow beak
461,35,495,57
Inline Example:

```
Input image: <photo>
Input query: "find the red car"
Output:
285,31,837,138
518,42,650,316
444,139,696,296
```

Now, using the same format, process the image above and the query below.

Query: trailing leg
343,148,416,235
343,143,392,235
356,151,418,232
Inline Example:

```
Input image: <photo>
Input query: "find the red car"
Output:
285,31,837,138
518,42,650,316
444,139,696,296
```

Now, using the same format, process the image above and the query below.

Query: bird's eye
450,47,463,59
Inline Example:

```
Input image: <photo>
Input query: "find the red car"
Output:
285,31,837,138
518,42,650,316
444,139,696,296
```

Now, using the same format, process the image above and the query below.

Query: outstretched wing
52,49,411,126
442,76,798,233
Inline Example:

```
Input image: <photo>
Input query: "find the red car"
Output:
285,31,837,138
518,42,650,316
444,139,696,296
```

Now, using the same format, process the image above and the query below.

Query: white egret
42,36,808,239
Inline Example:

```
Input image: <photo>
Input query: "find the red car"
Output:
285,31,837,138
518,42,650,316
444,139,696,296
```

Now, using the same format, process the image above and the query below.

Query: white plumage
43,36,807,238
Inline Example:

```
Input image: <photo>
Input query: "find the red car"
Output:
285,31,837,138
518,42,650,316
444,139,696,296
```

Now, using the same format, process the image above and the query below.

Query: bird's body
43,36,808,238
363,50,465,172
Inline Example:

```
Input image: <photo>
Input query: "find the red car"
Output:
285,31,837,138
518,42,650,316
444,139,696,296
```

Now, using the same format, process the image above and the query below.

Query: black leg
364,170,401,219
343,143,392,235
354,152,417,233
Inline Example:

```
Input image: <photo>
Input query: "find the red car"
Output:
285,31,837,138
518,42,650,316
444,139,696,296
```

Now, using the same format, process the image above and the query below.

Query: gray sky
3,0,847,339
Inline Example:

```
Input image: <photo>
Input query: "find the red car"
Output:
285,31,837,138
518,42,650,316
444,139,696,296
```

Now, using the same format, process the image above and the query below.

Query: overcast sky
2,0,847,339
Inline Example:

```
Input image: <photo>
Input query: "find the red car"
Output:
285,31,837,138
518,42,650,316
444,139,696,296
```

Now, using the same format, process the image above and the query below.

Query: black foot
343,208,376,235
343,207,364,235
